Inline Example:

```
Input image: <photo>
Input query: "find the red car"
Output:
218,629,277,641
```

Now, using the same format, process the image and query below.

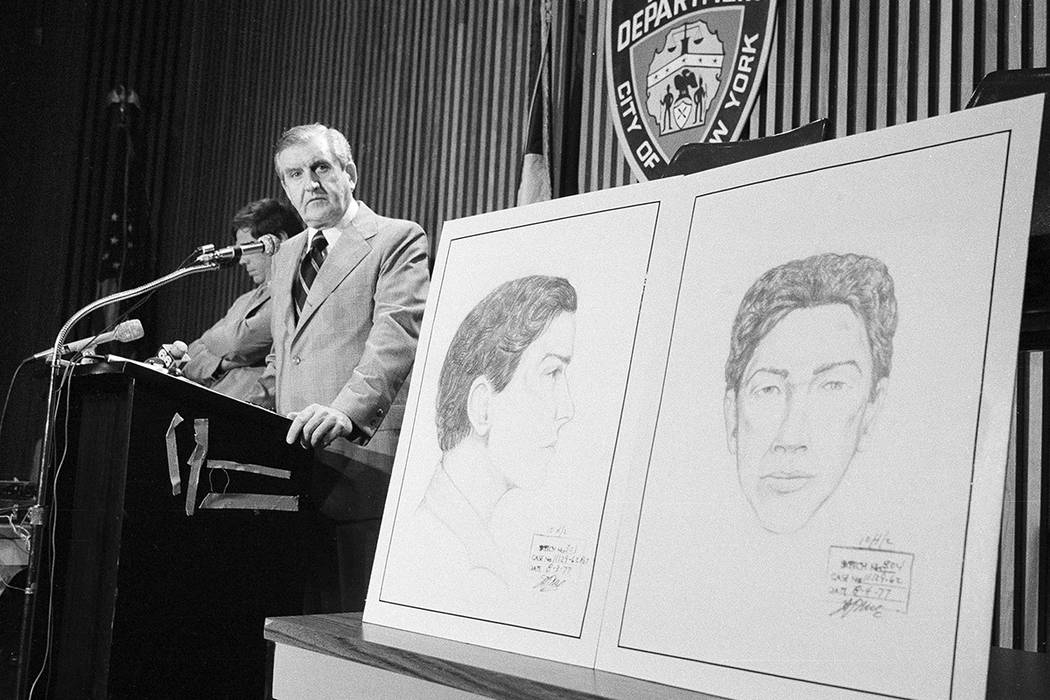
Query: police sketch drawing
400,275,578,589
722,252,898,534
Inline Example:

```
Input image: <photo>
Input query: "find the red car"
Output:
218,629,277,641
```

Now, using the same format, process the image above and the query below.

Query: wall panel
577,0,1049,189
1006,350,1050,653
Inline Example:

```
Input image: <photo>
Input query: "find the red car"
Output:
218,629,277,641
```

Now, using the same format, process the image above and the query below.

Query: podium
19,360,312,698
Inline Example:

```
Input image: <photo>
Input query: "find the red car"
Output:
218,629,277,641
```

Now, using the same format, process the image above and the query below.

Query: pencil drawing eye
723,252,898,534
751,382,782,398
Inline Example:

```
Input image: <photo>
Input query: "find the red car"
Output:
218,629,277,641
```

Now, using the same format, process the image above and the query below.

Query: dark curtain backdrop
1,0,1047,652
0,0,545,370
0,0,192,490
157,0,543,344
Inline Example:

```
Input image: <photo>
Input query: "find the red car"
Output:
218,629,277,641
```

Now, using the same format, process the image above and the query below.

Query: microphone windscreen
259,234,282,256
169,340,188,358
115,319,145,343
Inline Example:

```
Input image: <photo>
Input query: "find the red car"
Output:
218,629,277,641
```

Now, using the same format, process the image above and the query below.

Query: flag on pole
517,0,552,206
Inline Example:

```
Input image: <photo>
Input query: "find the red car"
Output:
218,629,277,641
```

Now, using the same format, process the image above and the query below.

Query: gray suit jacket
257,201,429,472
182,283,272,400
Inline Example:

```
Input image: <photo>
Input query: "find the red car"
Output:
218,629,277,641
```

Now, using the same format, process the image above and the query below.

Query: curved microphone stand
16,261,219,698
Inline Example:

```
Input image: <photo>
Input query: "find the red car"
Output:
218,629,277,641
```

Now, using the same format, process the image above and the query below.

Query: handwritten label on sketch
827,545,914,619
529,532,591,593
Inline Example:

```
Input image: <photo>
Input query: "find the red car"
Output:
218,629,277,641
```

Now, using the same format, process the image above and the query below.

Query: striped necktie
292,230,328,322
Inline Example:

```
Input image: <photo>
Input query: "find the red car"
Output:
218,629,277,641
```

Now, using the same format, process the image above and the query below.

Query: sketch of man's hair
436,275,578,451
724,252,898,399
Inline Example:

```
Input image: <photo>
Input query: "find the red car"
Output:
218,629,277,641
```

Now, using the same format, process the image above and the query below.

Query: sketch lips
761,472,813,494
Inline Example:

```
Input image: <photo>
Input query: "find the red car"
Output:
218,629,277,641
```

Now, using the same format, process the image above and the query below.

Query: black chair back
663,119,828,177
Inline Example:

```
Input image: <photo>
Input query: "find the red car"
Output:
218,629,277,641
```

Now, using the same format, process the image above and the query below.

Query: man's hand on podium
286,404,356,448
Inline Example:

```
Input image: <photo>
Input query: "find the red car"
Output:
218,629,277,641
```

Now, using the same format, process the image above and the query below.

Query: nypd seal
606,0,778,180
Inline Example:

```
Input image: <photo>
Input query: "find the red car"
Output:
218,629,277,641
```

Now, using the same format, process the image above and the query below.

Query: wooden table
266,613,1050,699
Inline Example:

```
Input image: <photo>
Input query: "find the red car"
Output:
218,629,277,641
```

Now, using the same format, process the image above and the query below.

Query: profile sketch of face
722,253,897,534
435,275,579,494
486,312,576,489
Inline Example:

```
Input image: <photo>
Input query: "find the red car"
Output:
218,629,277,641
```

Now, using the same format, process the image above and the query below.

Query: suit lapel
274,232,306,334
245,283,272,317
292,203,378,339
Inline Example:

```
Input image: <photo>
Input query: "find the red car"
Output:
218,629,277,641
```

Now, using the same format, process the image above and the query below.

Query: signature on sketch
412,275,578,584
828,544,913,617
722,252,898,534
828,597,884,619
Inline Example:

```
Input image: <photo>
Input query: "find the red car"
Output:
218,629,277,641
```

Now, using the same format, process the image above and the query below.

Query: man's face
235,227,271,285
486,312,576,490
275,133,354,228
723,304,886,534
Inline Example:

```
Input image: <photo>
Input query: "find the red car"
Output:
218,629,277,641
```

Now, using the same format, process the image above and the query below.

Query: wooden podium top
265,613,1050,699
265,613,715,699
77,358,288,428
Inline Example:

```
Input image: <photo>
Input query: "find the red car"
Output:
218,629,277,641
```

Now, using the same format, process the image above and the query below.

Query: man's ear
723,390,738,455
857,377,888,453
467,376,493,438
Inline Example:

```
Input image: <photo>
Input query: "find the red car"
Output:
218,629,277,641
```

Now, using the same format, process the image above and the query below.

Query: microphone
147,339,188,371
165,340,188,361
31,319,144,360
196,234,282,265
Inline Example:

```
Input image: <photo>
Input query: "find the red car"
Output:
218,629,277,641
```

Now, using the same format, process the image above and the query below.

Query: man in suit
169,198,301,399
256,123,429,611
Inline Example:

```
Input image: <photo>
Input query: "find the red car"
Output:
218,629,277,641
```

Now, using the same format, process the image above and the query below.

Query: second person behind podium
178,198,302,398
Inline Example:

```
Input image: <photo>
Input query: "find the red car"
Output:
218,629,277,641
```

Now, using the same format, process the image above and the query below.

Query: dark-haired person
723,252,898,534
169,198,301,399
405,275,577,586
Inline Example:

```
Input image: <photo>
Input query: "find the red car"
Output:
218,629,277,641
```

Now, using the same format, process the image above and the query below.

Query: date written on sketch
827,544,914,619
529,533,591,592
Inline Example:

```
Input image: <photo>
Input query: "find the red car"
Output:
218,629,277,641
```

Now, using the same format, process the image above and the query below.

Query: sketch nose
773,391,808,454
773,442,807,455
554,375,574,429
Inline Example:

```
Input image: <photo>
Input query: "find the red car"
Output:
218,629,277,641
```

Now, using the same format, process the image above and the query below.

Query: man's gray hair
273,123,357,181
725,252,897,400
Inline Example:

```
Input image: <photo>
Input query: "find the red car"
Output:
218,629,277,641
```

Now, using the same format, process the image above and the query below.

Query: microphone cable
19,246,207,696
0,357,33,465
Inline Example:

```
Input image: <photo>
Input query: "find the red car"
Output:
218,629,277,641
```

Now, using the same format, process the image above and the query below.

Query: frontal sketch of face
436,275,578,498
723,253,898,534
